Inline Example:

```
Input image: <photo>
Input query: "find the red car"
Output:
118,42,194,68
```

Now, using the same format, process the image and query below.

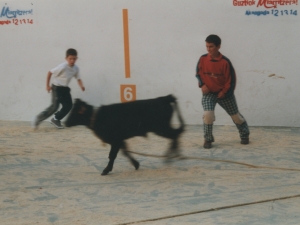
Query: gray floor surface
0,121,300,225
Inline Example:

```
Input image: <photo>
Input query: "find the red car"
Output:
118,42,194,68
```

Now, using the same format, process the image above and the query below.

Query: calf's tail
167,95,185,134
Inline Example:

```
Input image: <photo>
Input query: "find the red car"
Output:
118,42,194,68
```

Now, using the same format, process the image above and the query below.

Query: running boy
32,48,85,129
195,35,249,149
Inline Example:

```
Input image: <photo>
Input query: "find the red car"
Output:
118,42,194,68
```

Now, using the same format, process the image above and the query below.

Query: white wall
0,0,299,127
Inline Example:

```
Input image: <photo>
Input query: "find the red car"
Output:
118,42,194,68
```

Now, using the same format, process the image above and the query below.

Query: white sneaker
32,116,40,130
50,118,64,129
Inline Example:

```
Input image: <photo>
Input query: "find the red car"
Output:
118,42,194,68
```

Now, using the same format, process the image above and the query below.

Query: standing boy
195,35,249,149
32,48,85,129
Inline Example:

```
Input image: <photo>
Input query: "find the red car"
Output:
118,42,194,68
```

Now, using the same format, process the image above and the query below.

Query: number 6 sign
120,84,136,102
120,10,136,103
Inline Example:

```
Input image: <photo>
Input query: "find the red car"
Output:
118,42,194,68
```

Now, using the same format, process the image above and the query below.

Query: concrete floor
0,121,300,225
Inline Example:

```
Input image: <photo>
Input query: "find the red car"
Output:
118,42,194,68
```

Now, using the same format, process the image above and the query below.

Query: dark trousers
36,85,73,122
202,93,250,141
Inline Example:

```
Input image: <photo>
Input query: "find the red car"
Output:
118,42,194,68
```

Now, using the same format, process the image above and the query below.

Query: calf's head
65,99,93,127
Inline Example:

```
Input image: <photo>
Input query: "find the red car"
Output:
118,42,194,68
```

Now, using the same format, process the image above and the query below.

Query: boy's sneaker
203,140,212,149
50,118,64,129
241,138,249,145
32,116,40,130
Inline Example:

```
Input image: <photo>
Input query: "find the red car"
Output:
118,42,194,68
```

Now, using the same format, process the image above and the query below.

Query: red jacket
196,53,236,97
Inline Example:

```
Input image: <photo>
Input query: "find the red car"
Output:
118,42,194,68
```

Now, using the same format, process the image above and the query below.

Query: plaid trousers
202,93,249,142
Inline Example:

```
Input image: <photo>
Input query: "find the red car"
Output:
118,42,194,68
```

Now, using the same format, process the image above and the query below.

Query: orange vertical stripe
123,9,130,78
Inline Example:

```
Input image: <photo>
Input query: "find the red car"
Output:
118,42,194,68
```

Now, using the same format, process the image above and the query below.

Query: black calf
65,95,185,175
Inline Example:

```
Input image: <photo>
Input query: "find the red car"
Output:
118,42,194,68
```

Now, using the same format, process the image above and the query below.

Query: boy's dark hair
205,35,221,47
66,48,77,57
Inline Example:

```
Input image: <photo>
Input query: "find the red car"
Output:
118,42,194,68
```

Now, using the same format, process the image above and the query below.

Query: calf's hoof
101,171,109,176
133,161,140,170
101,168,111,176
164,152,181,164
164,157,173,164
165,151,181,159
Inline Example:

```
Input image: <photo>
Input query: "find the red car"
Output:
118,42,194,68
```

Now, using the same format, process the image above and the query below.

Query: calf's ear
74,99,82,103
78,106,86,114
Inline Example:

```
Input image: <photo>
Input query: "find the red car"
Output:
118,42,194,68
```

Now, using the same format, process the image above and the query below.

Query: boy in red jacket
196,35,249,149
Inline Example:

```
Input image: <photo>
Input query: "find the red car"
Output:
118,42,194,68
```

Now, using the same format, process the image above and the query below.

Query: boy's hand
201,85,210,94
77,79,85,91
217,91,225,99
46,72,52,93
46,85,52,93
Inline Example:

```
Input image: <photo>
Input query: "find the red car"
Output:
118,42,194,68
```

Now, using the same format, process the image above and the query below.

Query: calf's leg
102,143,121,175
167,138,180,158
121,142,140,170
154,125,183,158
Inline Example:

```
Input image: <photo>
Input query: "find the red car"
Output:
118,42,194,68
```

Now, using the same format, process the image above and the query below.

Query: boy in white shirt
32,48,85,129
